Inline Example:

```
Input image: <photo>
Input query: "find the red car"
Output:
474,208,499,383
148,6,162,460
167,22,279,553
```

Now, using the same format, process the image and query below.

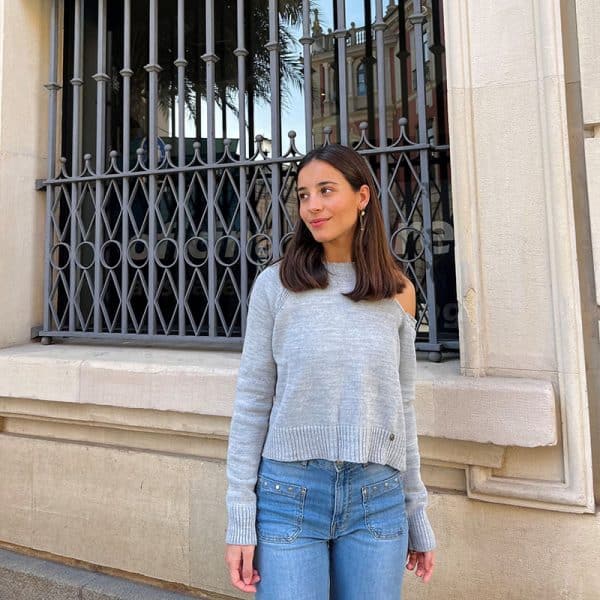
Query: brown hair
276,144,408,301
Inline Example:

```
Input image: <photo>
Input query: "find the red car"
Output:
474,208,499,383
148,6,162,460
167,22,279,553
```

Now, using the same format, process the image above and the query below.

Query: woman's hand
225,544,261,593
406,549,435,583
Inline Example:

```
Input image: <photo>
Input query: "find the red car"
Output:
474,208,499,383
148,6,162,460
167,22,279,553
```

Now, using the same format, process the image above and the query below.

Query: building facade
0,0,599,598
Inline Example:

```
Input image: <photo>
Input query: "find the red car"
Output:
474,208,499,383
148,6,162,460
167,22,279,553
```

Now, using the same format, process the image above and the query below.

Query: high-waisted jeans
253,456,409,600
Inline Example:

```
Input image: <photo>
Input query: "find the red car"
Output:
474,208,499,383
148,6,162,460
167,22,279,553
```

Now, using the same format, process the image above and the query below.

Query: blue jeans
254,457,409,599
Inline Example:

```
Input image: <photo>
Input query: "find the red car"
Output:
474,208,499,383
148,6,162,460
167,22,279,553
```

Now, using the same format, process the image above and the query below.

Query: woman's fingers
418,552,435,582
406,550,435,583
225,544,261,593
241,546,260,585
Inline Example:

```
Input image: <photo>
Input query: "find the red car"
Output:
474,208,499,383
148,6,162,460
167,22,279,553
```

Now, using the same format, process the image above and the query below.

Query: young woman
224,144,436,598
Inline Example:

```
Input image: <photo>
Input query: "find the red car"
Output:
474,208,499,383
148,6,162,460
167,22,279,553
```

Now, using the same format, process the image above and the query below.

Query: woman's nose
305,193,323,211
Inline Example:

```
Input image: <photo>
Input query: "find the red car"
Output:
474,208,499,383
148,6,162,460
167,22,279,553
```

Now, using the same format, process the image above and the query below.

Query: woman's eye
321,187,333,195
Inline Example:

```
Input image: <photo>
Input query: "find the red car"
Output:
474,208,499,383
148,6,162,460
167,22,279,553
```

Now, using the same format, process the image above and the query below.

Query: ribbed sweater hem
226,503,257,546
408,507,437,552
261,425,407,472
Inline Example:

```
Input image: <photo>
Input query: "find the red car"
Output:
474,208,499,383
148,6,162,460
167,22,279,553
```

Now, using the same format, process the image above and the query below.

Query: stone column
574,0,600,499
0,1,52,348
443,0,594,511
323,62,331,117
347,57,354,112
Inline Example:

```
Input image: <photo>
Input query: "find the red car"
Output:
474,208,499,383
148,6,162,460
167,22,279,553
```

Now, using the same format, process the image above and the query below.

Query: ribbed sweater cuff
225,503,257,546
407,507,437,552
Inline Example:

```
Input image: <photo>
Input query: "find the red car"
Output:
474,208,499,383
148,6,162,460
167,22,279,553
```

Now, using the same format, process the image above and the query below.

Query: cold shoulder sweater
225,260,436,552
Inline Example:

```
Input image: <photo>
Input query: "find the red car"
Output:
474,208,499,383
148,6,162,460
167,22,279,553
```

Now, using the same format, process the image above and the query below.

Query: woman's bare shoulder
394,275,416,319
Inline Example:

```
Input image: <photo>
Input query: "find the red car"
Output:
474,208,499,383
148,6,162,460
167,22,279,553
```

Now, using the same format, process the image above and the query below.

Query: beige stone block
467,2,538,88
442,1,469,90
563,0,582,86
0,154,46,349
419,436,505,469
0,2,50,154
470,81,557,372
1,416,228,460
421,463,466,493
189,460,233,597
405,493,600,599
492,445,564,482
0,345,82,403
31,439,191,584
418,360,557,447
0,1,49,348
444,85,486,371
575,0,600,125
0,434,33,546
79,347,239,415
0,344,240,416
0,396,231,442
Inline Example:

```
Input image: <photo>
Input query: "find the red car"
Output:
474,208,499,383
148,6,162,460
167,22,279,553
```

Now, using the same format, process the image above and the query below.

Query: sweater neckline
324,260,355,269
324,262,356,278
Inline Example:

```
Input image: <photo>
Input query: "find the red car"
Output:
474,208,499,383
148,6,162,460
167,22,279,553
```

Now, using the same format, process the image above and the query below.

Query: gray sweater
225,260,436,551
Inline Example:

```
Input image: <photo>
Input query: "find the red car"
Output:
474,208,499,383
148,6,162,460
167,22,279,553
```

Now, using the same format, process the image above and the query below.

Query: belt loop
301,459,309,468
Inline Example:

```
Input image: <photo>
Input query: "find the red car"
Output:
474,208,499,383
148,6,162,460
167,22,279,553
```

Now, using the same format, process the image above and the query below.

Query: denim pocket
256,474,307,543
361,471,408,540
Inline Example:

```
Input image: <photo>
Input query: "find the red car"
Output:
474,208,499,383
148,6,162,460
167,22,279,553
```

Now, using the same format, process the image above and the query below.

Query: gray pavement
0,548,214,600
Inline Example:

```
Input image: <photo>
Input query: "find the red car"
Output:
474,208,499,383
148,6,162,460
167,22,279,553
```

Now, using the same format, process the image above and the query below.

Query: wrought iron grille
41,0,457,360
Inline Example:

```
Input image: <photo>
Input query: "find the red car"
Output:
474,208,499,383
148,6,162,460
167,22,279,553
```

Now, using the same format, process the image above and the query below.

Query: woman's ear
359,184,370,209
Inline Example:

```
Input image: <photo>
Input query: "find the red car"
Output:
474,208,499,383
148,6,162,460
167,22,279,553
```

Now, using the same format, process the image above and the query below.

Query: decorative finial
312,9,322,36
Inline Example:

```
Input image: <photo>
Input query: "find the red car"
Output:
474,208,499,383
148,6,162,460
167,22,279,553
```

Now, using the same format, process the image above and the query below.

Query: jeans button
389,433,395,441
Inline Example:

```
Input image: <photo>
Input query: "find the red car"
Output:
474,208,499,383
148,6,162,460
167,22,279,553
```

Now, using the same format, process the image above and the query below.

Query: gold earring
359,208,366,231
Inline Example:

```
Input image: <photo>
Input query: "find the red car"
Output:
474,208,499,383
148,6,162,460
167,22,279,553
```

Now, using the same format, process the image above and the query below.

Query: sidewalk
0,548,222,600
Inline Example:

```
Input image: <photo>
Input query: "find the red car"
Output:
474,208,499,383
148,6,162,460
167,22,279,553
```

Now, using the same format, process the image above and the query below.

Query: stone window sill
0,342,557,448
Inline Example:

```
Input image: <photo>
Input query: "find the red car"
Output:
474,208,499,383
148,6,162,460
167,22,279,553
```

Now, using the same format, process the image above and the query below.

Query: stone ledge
417,359,558,447
0,343,240,417
0,343,557,448
0,548,206,600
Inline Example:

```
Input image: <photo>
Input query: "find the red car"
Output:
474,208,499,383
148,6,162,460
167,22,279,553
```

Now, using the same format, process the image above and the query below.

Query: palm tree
114,0,305,146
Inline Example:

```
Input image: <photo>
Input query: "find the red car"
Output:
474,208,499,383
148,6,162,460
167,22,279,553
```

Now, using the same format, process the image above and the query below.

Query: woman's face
297,159,369,251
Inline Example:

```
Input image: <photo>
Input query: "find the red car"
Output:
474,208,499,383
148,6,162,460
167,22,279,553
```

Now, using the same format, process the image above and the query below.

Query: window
41,0,456,356
356,61,367,96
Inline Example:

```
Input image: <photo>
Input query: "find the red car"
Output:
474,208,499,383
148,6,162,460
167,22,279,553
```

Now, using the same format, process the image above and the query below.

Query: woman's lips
310,218,330,227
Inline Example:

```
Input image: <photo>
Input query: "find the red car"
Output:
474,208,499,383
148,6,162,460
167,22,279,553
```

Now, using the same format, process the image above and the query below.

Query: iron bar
203,0,217,336
374,0,390,233
300,1,313,151
93,0,108,333
69,0,83,331
176,0,187,335
268,0,282,257
235,0,249,333
120,0,132,334
334,0,348,145
43,0,60,334
146,0,159,334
